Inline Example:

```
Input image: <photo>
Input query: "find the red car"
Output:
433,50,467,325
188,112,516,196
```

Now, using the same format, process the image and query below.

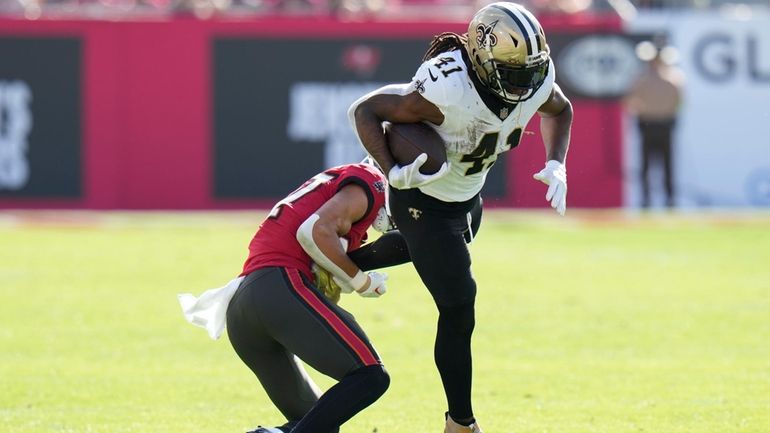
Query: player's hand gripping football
533,160,567,216
388,153,449,190
333,271,388,298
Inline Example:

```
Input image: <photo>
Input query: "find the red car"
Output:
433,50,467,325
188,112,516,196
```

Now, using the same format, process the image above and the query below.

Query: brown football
385,122,447,175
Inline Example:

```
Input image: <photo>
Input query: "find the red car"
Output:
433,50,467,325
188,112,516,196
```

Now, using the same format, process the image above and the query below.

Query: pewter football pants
226,267,388,432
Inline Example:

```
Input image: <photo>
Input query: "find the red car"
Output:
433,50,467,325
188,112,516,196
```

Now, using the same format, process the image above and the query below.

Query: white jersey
410,49,555,202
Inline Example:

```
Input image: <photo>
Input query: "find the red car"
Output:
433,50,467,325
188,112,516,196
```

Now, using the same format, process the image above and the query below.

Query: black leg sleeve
291,365,390,433
435,302,476,422
349,230,411,271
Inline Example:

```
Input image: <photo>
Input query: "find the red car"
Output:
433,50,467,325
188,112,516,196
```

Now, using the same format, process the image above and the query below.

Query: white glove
333,271,388,298
533,160,567,216
356,271,388,298
388,153,449,190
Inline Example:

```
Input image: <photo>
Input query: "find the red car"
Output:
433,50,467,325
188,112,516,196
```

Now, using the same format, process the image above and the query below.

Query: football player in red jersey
226,163,391,433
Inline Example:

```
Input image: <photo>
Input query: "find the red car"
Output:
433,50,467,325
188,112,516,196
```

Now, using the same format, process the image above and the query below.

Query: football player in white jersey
347,3,573,432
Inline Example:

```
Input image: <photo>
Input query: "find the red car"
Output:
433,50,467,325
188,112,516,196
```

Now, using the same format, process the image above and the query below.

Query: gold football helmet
465,2,550,102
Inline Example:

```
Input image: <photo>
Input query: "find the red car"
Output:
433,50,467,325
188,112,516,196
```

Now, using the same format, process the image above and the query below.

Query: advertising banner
0,37,81,199
628,12,770,207
550,32,649,100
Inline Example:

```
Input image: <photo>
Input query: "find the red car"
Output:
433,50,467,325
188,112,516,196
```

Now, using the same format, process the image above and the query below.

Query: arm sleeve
296,214,362,288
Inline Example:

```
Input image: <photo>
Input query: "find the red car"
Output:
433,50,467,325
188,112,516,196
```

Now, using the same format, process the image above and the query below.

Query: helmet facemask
480,54,549,103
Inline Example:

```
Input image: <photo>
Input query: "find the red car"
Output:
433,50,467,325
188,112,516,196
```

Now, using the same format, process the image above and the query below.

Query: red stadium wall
0,15,622,209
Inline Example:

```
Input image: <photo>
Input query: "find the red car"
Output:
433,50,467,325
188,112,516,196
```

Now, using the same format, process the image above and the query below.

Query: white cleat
445,414,483,433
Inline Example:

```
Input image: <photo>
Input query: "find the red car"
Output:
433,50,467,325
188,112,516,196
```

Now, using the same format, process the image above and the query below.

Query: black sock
290,365,390,433
454,417,476,426
436,302,475,421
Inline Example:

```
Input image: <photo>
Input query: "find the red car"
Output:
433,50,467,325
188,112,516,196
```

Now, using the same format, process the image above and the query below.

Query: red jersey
241,164,387,280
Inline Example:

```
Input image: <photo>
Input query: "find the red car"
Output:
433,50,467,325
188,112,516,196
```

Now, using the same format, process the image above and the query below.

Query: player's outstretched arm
533,84,573,216
537,83,572,164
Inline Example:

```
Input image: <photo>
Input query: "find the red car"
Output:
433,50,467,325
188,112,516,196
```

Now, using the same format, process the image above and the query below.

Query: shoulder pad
410,54,467,107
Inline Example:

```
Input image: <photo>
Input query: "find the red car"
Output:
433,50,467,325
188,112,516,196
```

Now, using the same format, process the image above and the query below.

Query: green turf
1,210,769,433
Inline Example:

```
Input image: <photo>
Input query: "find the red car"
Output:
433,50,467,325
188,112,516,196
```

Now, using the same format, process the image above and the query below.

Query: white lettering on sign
288,82,382,168
0,81,32,190
693,32,770,83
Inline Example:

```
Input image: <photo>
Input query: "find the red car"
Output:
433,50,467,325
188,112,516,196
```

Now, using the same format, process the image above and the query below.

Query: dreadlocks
423,32,469,62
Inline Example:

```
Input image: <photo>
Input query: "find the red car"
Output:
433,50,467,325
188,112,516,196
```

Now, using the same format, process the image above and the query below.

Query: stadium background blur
1,0,770,20
0,0,768,210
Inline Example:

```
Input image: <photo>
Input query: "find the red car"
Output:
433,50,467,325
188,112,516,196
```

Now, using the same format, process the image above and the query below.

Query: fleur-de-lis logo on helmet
465,2,551,103
475,20,499,48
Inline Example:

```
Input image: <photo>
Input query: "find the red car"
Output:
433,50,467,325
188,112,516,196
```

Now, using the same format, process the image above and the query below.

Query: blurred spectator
630,0,770,9
2,0,768,18
624,36,685,208
473,0,592,14
172,0,230,18
531,0,592,14
633,0,665,8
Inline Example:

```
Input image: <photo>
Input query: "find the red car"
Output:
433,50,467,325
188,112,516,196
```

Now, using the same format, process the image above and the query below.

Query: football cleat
444,414,483,433
247,428,283,433
247,420,297,433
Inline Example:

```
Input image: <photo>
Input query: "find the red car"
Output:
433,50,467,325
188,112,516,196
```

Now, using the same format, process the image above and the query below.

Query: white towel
178,276,245,340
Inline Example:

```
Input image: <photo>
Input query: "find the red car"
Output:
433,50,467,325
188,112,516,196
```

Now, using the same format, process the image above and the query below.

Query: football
385,122,447,175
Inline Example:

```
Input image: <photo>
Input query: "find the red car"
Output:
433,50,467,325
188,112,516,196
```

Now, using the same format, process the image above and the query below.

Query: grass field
1,210,769,433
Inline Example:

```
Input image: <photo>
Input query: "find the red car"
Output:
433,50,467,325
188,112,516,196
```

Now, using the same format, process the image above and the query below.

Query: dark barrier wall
0,37,81,199
0,15,623,209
